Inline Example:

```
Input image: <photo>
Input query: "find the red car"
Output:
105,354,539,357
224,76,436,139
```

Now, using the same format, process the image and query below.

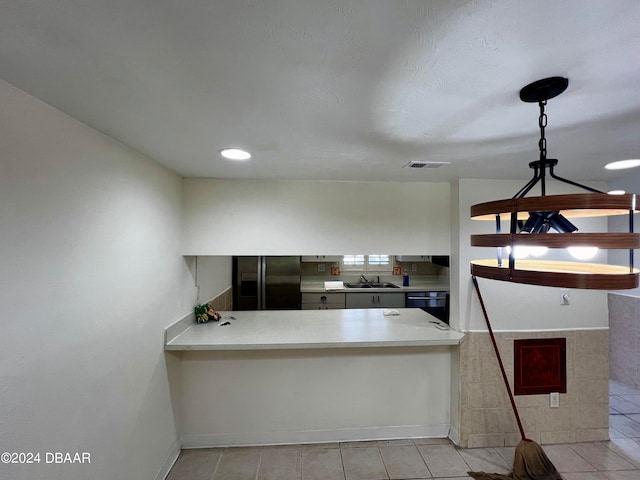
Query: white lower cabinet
301,292,346,310
345,292,405,309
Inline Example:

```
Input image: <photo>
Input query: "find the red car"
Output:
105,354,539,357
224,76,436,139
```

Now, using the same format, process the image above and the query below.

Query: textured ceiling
1,0,640,183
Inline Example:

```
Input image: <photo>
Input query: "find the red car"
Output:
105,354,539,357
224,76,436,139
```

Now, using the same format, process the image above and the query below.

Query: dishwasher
405,291,450,324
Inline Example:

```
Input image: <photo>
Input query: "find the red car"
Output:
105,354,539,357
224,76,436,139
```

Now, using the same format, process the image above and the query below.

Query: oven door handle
406,296,447,301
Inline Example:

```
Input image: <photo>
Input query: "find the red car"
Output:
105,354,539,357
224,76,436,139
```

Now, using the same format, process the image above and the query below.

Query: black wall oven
405,291,449,324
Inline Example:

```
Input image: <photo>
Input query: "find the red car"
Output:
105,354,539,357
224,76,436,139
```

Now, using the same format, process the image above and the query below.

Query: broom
467,276,563,480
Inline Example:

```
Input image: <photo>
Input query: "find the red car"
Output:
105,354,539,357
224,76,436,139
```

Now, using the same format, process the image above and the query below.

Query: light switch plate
550,391,560,408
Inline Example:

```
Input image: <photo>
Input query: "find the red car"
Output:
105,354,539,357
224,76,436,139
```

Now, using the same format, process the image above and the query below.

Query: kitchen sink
370,282,400,288
344,282,399,289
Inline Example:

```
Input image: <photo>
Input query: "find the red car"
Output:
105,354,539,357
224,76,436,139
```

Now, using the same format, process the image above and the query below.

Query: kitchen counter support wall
180,346,457,447
166,309,464,447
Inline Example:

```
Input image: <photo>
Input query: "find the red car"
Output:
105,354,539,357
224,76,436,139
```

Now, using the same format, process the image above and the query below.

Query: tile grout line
254,448,262,480
209,450,223,480
375,444,390,480
414,440,435,478
571,441,635,472
411,439,436,479
338,445,347,480
566,443,602,472
602,441,639,471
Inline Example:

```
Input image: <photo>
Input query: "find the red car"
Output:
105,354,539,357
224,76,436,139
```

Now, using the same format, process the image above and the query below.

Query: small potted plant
194,303,221,323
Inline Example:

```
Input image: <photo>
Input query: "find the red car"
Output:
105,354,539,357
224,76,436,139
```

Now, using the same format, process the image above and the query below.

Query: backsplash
457,329,609,447
301,259,446,277
210,287,233,311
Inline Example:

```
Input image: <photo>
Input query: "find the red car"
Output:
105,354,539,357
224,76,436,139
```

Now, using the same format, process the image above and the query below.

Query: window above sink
342,254,392,272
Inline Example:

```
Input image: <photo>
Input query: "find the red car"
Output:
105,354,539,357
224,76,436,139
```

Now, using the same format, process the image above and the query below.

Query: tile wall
210,287,233,311
458,329,610,448
609,293,640,390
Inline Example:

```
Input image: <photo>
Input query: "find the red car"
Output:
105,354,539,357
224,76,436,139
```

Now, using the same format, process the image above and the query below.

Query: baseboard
154,440,181,480
448,423,460,446
181,424,450,448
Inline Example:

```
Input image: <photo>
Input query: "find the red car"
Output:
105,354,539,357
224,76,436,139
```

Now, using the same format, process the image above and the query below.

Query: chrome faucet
360,274,369,284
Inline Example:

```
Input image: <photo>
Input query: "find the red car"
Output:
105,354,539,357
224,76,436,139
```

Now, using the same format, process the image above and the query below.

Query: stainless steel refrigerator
232,256,301,310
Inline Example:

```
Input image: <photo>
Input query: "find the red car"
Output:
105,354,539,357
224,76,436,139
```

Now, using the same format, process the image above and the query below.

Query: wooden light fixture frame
470,77,639,290
471,193,639,290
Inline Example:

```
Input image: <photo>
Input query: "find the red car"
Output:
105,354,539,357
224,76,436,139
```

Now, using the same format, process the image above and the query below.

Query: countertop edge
300,282,449,293
166,338,463,351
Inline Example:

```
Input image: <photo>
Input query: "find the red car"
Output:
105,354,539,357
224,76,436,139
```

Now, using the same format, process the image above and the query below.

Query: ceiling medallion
470,77,639,290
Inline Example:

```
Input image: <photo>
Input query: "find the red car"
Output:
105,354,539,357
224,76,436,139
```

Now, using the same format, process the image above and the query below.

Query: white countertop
300,280,449,293
165,308,463,351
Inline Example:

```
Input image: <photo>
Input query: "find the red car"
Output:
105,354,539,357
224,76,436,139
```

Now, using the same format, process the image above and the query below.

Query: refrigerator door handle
259,256,266,310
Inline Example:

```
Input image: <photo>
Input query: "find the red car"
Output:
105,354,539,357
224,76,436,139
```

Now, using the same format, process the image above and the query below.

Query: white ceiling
1,0,640,183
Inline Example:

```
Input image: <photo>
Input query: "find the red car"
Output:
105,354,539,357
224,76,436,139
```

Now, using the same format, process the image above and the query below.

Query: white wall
0,79,192,480
448,182,462,443
608,171,640,298
182,179,450,256
194,256,232,302
455,179,609,332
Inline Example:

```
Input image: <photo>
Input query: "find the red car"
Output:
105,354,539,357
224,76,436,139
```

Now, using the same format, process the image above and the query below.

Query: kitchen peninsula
166,308,464,447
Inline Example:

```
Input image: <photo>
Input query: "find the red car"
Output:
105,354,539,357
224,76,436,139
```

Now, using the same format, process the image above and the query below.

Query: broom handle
471,276,528,441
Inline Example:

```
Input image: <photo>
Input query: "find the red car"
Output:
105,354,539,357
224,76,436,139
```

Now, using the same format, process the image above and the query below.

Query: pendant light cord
471,276,528,442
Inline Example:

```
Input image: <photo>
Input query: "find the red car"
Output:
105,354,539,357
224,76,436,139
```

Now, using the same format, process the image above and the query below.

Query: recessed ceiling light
604,159,640,170
219,148,251,160
607,190,626,195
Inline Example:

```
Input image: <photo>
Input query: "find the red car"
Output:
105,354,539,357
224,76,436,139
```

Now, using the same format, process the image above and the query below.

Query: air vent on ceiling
402,161,450,169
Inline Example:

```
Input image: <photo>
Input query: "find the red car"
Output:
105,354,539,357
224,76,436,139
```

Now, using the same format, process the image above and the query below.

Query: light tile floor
167,381,640,480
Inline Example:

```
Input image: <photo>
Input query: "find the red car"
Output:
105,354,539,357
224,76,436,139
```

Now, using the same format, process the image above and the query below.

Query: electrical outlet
550,392,560,408
411,264,417,272
560,289,570,306
317,264,326,272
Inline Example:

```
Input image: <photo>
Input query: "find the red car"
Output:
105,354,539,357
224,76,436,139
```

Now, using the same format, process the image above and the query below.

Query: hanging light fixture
470,77,639,290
